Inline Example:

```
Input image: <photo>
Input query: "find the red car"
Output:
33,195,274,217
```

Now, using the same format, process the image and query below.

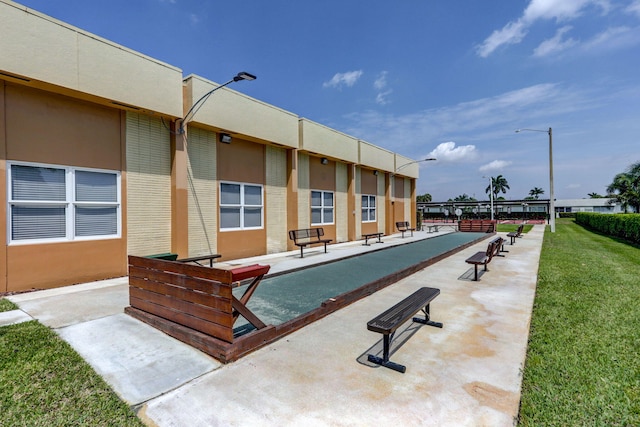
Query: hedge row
575,212,640,244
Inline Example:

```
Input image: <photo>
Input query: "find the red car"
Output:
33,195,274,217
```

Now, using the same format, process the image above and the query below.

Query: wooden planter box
125,255,275,363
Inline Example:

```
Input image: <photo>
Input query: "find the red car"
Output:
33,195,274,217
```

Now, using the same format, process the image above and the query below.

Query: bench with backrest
489,236,506,257
396,221,415,238
288,227,332,258
367,287,443,373
507,224,524,245
464,239,500,281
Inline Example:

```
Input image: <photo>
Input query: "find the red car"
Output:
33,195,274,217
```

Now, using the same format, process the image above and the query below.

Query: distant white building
555,198,630,214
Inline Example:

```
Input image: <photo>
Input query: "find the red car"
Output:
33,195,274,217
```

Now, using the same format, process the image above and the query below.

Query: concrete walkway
4,225,544,426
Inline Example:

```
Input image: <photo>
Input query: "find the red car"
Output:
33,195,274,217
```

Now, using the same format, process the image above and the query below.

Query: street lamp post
515,127,555,233
483,175,494,221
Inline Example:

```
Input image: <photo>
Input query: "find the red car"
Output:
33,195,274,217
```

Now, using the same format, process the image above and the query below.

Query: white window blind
8,163,120,244
220,182,263,230
311,190,334,225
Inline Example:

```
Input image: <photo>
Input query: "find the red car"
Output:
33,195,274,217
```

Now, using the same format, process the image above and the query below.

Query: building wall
265,145,287,254
377,173,386,234
187,127,218,256
215,137,266,260
126,112,172,256
308,156,336,240
335,162,348,243
1,83,127,291
297,153,310,229
0,2,420,291
360,168,379,237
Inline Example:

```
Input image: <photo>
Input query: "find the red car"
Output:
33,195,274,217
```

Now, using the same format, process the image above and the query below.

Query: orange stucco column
171,122,189,257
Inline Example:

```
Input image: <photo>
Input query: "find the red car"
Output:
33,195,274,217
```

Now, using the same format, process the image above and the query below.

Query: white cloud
323,70,363,89
533,26,577,57
428,142,477,162
477,20,528,58
479,160,513,173
374,71,388,90
627,0,640,17
375,90,393,105
477,0,611,57
582,26,640,51
373,71,392,105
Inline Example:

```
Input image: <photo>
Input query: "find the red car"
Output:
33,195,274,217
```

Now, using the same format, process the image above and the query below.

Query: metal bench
288,227,332,258
489,236,506,257
395,221,415,238
362,232,384,246
507,224,524,245
366,287,443,373
464,239,500,281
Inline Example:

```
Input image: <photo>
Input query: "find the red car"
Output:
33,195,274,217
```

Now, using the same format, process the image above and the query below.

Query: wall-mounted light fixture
220,133,232,144
373,170,379,176
320,157,329,165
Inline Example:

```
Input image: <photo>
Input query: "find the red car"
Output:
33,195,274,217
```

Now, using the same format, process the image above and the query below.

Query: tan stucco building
0,0,421,292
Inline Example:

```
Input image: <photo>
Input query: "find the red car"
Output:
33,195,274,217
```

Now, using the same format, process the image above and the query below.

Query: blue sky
17,0,640,202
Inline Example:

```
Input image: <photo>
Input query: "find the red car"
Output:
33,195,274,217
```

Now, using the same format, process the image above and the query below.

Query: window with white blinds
361,195,376,222
8,163,121,244
311,190,334,225
220,181,263,230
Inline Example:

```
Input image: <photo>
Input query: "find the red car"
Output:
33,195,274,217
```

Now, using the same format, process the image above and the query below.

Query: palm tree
449,193,476,202
607,161,640,213
485,175,510,199
587,192,604,198
528,187,544,199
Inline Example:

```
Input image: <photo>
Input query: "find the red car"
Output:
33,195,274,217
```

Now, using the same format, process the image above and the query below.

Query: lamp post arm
180,78,235,133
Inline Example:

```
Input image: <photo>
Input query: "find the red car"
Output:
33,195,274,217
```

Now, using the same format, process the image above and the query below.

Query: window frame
310,190,335,225
219,181,264,231
361,194,377,223
7,161,121,245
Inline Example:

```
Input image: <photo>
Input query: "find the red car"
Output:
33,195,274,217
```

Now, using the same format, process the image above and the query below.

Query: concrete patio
4,225,543,426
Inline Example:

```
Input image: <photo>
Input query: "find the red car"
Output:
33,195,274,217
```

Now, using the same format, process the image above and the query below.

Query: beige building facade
0,0,421,292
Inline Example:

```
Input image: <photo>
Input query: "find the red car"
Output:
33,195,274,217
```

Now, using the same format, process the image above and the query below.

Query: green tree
528,187,544,199
587,192,604,198
448,194,476,202
416,193,432,203
485,175,510,199
607,161,640,213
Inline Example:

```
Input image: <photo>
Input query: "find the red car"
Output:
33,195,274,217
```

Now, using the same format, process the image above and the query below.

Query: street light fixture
391,157,436,201
515,127,555,233
179,71,257,133
394,157,437,174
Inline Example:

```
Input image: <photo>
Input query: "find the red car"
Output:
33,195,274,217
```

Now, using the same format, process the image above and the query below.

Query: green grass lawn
496,223,534,233
0,321,143,426
518,218,640,426
0,297,18,312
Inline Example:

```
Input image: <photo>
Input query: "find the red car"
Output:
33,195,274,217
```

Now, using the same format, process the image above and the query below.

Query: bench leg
473,264,478,281
324,242,328,253
413,304,444,329
367,332,406,373
300,246,304,258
